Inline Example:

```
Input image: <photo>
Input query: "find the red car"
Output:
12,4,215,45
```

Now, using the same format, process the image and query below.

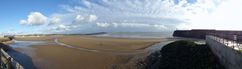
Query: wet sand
30,45,134,69
13,36,165,69
15,36,57,41
58,36,162,51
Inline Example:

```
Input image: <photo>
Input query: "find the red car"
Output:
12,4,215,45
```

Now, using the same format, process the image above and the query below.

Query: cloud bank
19,0,240,34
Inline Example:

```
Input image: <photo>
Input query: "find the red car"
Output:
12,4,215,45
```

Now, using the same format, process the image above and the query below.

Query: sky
0,0,241,35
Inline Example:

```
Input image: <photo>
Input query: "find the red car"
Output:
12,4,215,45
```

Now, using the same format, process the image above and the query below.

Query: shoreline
15,35,167,40
9,35,170,69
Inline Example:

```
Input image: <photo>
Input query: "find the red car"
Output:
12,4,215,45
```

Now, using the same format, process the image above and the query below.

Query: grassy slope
142,40,225,69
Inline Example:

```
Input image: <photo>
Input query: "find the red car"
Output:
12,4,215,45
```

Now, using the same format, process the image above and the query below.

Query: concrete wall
206,36,242,69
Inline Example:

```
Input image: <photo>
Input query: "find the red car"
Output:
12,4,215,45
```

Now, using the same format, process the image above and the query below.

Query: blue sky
0,0,241,35
0,0,69,34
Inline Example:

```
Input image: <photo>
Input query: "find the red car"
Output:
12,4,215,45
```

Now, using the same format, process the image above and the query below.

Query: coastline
9,35,170,69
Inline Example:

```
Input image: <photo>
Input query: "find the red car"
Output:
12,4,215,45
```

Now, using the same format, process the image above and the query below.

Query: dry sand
13,36,164,69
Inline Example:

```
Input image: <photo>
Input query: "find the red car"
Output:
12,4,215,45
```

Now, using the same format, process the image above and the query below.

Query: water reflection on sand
7,37,175,69
10,40,48,48
7,40,50,69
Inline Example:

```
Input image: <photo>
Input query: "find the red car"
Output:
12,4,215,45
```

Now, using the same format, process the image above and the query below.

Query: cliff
173,29,216,39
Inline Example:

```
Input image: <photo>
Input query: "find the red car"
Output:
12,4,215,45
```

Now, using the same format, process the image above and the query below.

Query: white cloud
95,22,168,30
51,0,218,33
153,24,167,29
186,0,242,30
75,15,84,22
49,16,61,25
61,0,217,31
52,24,70,31
88,14,98,22
20,12,48,26
119,23,150,27
20,0,239,34
96,22,110,28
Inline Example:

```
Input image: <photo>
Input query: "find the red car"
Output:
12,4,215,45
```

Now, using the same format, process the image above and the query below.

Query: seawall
173,29,242,41
206,36,242,69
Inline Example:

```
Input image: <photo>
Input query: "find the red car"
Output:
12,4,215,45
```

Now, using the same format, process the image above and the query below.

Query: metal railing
207,35,242,51
208,33,242,43
0,49,24,69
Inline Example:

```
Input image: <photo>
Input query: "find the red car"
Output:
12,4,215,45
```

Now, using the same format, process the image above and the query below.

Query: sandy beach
11,35,165,69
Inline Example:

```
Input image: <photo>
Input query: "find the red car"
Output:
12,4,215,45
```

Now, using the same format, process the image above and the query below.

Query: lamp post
233,35,237,49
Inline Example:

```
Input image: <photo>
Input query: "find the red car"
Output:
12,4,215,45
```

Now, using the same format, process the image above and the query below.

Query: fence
207,34,242,51
0,49,24,69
